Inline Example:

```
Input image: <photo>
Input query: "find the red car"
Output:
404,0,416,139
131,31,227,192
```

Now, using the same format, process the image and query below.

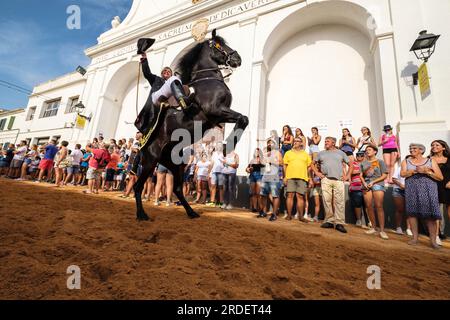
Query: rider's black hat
137,38,156,54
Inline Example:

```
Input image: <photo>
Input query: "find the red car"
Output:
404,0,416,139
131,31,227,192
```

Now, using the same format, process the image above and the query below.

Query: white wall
389,0,450,155
265,24,378,151
0,111,25,146
18,74,85,146
115,78,150,140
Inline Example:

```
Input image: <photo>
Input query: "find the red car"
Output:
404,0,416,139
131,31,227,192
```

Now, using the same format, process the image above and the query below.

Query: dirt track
0,178,449,300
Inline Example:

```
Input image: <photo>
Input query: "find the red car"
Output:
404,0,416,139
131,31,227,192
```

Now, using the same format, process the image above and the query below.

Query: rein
188,77,225,86
188,66,234,86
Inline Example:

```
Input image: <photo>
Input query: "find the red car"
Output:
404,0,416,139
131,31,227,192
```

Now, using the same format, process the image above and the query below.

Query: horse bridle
209,40,237,68
188,40,236,86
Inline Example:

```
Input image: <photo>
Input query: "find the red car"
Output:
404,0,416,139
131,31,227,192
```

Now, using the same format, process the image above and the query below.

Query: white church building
16,0,450,174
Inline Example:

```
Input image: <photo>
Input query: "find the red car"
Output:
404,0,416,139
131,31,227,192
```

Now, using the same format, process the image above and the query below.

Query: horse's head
208,29,242,68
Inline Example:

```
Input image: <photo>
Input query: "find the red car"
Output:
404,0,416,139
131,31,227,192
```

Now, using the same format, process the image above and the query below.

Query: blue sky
0,0,132,110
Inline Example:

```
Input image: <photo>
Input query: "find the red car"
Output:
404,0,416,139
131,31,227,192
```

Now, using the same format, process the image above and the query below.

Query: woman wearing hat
378,125,399,184
401,143,443,249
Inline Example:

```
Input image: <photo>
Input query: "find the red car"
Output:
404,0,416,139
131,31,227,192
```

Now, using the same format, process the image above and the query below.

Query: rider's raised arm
141,56,157,85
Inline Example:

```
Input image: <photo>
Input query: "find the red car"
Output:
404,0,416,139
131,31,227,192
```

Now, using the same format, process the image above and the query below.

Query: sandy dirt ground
0,178,449,300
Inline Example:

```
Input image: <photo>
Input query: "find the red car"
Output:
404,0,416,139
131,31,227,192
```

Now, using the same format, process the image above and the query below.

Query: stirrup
178,97,188,110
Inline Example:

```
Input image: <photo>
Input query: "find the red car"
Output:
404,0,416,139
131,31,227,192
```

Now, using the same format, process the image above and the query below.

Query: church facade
17,0,450,173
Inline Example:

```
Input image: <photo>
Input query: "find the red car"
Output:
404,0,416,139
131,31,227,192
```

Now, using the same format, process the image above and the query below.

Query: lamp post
74,101,92,121
410,30,440,62
74,65,91,121
409,30,440,85
76,66,87,76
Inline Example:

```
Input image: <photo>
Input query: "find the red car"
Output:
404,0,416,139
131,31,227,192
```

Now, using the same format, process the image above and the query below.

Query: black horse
134,30,249,221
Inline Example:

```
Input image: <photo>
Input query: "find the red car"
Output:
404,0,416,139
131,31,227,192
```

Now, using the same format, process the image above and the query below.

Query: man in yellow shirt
284,137,312,222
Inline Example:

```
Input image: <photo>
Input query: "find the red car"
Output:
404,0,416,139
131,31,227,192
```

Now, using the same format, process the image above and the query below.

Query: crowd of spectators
1,124,449,249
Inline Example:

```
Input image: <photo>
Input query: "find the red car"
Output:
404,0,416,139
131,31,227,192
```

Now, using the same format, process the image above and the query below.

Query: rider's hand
141,53,147,59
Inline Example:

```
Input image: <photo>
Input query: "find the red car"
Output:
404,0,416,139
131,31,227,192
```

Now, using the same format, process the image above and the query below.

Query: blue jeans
259,180,282,198
223,173,236,205
281,144,292,156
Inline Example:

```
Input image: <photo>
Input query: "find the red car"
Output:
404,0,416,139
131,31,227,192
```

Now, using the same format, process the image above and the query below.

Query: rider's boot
170,80,189,110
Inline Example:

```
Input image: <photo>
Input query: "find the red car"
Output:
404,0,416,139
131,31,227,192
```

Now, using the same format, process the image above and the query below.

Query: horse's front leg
134,153,157,221
214,107,249,152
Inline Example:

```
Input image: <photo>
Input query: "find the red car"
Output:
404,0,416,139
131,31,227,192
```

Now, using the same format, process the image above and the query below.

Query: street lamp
76,66,87,76
409,30,440,85
410,30,440,62
74,101,91,121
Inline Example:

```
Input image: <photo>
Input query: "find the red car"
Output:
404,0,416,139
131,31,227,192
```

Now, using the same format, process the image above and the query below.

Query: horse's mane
176,36,228,84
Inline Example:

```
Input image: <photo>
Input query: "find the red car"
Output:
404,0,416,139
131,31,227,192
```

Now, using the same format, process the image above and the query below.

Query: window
36,137,50,146
41,99,61,118
7,116,15,130
27,106,37,121
52,136,61,144
66,97,80,113
0,118,6,131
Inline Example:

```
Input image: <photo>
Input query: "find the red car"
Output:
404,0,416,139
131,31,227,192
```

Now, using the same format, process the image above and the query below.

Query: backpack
95,149,111,169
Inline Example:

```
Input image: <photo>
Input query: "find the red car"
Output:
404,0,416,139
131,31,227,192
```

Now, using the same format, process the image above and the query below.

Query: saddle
139,85,194,150
164,85,193,108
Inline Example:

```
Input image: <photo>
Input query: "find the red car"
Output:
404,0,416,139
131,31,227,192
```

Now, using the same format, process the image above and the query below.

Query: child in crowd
309,165,323,222
347,151,366,227
28,156,41,180
115,161,125,191
392,162,412,236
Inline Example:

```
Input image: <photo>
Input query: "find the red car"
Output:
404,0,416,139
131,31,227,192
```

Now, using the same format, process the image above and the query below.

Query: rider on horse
132,30,248,221
134,38,189,135
131,38,190,176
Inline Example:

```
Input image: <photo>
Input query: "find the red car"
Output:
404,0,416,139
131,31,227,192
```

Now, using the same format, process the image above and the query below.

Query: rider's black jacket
134,58,166,133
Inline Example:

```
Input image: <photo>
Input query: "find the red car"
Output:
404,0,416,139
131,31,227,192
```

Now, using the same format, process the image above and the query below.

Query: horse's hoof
137,213,150,221
187,211,200,219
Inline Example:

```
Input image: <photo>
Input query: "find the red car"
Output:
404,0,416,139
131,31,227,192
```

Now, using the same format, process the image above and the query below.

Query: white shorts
151,75,181,104
86,168,100,180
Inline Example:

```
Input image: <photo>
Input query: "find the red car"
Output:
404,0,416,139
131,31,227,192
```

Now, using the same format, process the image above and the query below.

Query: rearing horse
134,30,249,221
